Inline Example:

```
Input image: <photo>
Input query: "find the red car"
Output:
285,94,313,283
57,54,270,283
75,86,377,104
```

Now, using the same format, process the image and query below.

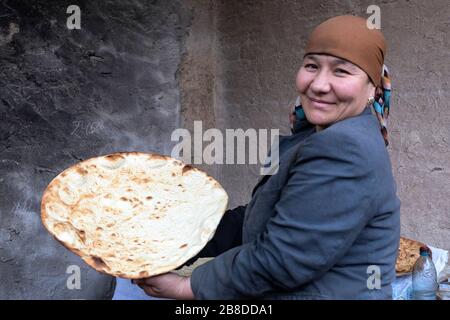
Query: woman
134,15,401,300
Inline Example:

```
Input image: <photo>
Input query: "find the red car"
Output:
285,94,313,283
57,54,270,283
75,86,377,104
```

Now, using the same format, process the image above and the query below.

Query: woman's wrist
182,276,195,299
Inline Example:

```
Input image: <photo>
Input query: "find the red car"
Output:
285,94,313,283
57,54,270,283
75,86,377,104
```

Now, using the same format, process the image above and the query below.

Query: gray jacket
190,106,401,299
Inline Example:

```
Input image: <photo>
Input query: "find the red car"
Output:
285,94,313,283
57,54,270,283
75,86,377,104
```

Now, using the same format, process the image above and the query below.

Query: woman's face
296,54,376,131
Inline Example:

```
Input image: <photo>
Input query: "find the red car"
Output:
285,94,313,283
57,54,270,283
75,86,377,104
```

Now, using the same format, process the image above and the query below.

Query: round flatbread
41,152,228,279
396,236,427,275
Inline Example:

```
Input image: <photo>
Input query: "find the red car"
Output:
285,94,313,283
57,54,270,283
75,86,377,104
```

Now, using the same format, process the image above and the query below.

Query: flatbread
41,152,228,279
396,236,427,275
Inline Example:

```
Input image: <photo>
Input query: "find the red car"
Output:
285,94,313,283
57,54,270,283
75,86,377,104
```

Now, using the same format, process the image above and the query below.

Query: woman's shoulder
307,108,384,151
297,109,388,171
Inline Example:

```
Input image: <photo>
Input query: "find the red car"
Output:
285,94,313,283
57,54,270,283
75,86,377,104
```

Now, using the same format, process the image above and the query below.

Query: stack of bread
396,236,428,275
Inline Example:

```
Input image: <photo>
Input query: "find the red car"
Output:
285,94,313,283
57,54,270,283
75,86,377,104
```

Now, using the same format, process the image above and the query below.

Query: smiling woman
296,15,392,143
135,15,400,300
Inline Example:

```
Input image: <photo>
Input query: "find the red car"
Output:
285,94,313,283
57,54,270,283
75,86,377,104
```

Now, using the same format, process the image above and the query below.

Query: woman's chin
305,111,332,127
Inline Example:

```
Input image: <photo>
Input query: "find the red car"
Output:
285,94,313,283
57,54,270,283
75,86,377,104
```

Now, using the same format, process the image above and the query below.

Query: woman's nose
309,71,332,94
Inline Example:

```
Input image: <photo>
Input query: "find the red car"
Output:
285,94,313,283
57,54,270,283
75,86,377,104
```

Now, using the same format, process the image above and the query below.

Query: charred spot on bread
182,165,194,174
90,256,108,270
150,154,166,160
76,167,88,175
105,154,125,161
78,230,86,242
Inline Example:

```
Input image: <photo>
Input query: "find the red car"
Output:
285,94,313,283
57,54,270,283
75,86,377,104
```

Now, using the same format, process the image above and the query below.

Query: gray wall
0,0,191,299
1,0,449,299
181,0,450,250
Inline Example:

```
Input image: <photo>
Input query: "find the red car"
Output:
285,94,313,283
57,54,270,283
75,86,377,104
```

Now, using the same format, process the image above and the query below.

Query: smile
308,97,335,109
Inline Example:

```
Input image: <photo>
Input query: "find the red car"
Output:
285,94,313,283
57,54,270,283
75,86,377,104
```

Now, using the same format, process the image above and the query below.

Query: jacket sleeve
190,130,375,299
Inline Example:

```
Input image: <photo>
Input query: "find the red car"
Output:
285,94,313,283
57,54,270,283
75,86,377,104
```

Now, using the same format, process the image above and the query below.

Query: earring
367,96,375,106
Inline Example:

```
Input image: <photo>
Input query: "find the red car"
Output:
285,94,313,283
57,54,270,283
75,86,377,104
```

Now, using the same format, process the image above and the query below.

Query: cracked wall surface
0,0,191,299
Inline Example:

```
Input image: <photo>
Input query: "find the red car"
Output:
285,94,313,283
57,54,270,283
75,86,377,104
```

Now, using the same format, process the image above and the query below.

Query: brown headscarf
304,15,386,87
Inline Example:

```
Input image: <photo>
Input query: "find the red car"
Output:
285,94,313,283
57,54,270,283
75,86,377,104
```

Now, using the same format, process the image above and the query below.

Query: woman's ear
368,80,377,98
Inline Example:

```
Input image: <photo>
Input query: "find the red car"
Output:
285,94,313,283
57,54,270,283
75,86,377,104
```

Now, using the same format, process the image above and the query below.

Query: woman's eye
335,68,349,74
304,64,317,70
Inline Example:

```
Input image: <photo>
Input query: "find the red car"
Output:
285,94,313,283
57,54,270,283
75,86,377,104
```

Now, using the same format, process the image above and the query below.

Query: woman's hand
133,272,195,300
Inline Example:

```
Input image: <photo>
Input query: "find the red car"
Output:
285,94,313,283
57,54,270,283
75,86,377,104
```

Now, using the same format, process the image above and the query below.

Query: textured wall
1,0,449,300
181,0,450,251
0,0,191,299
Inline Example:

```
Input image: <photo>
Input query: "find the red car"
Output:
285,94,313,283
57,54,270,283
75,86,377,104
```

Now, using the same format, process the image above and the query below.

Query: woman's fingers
138,283,162,297
131,273,193,299
133,273,173,297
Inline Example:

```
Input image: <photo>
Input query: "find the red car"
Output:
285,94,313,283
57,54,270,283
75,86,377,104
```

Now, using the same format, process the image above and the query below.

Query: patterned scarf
372,64,391,146
291,64,392,146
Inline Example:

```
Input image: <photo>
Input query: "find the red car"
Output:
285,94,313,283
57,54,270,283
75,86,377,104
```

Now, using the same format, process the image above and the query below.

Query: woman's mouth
308,97,335,109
